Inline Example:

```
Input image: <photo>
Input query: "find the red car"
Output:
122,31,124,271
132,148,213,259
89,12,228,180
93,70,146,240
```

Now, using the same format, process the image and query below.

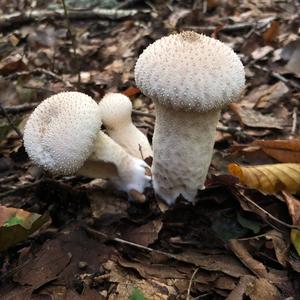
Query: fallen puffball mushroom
135,31,245,205
98,93,153,160
23,91,151,194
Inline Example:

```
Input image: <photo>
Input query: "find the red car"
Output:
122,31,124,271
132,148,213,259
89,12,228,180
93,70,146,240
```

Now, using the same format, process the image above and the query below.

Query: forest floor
1,0,300,299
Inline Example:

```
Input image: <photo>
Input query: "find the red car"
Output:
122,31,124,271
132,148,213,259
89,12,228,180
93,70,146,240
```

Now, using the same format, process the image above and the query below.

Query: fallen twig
0,8,150,29
231,188,300,232
252,64,300,90
186,267,199,300
0,174,18,184
183,17,276,34
0,103,23,139
291,107,298,136
132,109,155,118
83,225,174,257
61,0,81,84
6,67,70,85
0,181,41,198
0,102,39,115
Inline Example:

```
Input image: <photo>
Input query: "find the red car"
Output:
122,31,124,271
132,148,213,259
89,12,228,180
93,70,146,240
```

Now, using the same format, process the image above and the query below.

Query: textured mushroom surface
99,93,153,159
99,93,132,129
135,31,245,204
135,31,245,112
83,131,151,193
24,92,101,175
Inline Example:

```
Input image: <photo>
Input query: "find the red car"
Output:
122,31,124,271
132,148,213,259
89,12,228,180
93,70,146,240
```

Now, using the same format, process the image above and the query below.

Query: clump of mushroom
135,31,245,205
98,93,153,160
23,91,150,194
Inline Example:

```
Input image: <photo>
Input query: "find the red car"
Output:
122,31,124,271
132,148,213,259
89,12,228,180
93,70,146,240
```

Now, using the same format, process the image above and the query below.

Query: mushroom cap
98,93,132,129
23,91,101,175
135,31,245,112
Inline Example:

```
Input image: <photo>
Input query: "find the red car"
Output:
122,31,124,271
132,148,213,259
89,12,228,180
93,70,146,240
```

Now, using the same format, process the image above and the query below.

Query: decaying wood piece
0,8,150,29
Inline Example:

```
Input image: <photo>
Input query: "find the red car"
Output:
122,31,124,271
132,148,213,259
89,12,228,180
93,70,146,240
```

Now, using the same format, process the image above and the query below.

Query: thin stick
132,109,155,118
232,188,300,231
0,103,23,139
186,267,199,300
83,225,178,258
183,17,275,34
0,181,41,198
6,67,69,85
252,64,300,90
61,0,81,84
292,107,298,135
0,102,39,115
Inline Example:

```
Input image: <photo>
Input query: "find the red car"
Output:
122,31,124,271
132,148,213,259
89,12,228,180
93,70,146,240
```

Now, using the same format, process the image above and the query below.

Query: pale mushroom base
78,131,151,193
152,105,220,205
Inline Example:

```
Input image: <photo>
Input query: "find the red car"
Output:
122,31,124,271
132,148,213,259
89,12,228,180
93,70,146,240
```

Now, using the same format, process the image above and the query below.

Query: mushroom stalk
135,31,245,205
106,123,152,160
98,93,153,160
79,131,150,193
153,105,220,205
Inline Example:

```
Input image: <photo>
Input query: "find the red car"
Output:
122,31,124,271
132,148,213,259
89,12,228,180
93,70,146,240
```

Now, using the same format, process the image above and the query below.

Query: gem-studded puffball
135,31,245,112
98,93,153,159
24,92,101,175
98,93,132,130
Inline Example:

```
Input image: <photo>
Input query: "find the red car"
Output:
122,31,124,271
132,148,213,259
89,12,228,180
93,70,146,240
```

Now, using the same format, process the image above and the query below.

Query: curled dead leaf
251,139,300,163
229,103,284,130
228,163,300,194
0,205,50,251
262,20,280,43
282,192,300,256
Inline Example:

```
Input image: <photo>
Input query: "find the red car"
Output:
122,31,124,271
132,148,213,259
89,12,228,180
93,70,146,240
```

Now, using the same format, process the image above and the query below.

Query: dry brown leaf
105,259,176,300
228,163,300,193
253,82,289,109
88,189,129,219
228,239,268,278
226,275,281,300
0,53,27,75
252,139,300,151
282,192,300,256
121,220,163,247
262,20,280,43
284,39,300,78
173,249,249,278
13,240,71,289
229,104,284,129
265,230,289,267
240,82,289,110
283,191,300,225
251,45,274,60
251,139,300,163
122,86,140,97
117,256,187,280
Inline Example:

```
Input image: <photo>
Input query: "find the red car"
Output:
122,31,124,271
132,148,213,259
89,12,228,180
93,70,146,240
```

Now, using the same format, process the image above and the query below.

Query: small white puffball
23,91,101,175
135,31,245,112
98,93,132,129
98,93,153,159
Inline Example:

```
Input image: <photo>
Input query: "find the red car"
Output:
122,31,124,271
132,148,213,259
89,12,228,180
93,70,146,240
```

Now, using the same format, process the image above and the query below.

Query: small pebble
78,261,88,269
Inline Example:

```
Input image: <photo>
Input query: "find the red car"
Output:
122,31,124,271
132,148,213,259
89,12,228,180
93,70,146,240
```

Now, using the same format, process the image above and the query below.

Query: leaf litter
1,0,300,299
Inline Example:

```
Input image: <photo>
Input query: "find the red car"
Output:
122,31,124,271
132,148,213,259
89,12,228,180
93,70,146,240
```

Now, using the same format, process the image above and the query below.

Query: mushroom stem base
79,131,151,193
153,105,220,205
